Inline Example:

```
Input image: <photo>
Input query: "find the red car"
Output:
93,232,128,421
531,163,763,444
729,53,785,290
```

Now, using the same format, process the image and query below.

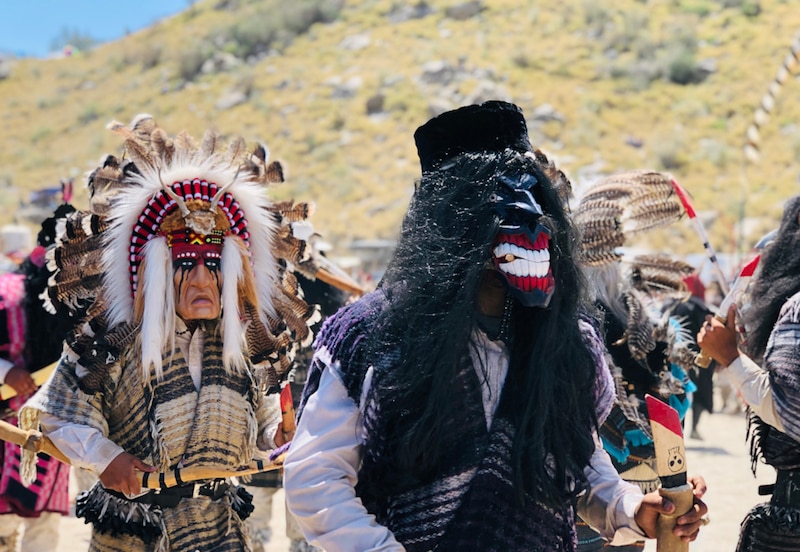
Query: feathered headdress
44,115,318,388
576,170,697,387
575,169,694,294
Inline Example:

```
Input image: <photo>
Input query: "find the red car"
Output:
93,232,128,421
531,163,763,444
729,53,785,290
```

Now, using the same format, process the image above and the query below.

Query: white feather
221,236,246,372
139,238,173,381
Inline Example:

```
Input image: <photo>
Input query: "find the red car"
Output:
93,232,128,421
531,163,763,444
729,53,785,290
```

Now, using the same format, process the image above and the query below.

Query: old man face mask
170,230,224,321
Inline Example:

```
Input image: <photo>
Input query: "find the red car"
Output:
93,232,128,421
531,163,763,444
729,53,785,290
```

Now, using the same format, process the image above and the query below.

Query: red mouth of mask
492,229,555,307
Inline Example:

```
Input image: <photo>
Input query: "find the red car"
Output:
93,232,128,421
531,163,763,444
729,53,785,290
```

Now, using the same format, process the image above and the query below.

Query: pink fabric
0,274,25,360
0,411,70,517
0,273,69,517
29,246,46,269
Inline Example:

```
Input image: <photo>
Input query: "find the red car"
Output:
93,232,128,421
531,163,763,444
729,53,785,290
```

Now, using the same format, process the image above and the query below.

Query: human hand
274,421,295,447
635,475,708,542
4,367,37,397
99,452,156,496
697,305,740,367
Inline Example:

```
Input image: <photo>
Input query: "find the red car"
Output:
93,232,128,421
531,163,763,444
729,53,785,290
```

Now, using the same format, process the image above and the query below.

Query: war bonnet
66,114,305,383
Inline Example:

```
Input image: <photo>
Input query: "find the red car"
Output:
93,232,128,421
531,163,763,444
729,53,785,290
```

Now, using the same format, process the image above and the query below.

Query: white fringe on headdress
221,235,247,371
140,237,174,381
101,159,280,380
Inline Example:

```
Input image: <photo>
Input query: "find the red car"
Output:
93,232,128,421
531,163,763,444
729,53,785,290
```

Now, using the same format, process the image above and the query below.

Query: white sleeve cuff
607,492,649,545
579,435,647,544
39,412,125,474
726,355,783,430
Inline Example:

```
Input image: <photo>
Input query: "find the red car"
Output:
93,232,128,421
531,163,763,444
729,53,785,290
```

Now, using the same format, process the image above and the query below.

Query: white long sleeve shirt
39,325,282,475
284,330,647,551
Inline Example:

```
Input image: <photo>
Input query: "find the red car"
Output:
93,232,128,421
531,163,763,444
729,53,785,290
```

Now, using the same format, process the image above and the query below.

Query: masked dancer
283,101,708,551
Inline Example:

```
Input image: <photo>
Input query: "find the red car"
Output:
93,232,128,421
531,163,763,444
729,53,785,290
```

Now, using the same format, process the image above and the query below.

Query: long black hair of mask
743,195,800,361
366,150,599,508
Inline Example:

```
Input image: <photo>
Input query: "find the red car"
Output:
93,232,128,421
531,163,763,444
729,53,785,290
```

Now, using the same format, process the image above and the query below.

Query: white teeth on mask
499,258,549,278
493,243,550,265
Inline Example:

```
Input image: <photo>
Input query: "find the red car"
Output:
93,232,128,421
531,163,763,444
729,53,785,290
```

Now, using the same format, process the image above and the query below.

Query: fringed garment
21,325,270,552
299,289,615,552
737,292,800,551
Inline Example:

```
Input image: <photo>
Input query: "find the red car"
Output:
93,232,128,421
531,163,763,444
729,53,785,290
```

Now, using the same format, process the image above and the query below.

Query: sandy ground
46,400,772,551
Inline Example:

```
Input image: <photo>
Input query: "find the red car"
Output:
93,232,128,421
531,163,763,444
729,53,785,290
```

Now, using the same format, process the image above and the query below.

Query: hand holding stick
0,362,56,400
695,255,759,367
645,395,708,551
0,418,284,490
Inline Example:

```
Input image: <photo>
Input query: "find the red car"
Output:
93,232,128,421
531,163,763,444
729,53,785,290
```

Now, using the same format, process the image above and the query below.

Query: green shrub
138,44,163,70
31,127,52,143
668,51,699,85
741,1,762,17
78,104,101,125
177,44,212,81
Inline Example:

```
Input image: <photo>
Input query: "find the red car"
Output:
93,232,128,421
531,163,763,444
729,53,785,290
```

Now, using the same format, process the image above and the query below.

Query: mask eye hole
174,258,198,271
204,257,221,271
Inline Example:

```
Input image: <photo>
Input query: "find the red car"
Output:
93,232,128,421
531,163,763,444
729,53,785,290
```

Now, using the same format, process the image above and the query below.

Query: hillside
1,0,799,274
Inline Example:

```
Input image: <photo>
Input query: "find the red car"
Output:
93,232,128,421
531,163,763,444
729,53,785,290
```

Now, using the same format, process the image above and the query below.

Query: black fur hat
413,100,532,173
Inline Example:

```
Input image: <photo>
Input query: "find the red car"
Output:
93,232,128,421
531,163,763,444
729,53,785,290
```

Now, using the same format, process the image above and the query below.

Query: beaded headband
129,178,249,295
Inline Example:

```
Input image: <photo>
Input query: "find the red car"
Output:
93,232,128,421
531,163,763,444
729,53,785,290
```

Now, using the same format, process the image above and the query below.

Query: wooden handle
694,351,713,368
138,456,285,489
0,418,72,464
656,484,694,552
695,313,728,369
0,419,284,489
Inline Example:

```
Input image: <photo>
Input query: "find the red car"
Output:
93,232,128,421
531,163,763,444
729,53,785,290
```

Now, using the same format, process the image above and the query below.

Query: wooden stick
139,457,285,490
0,417,72,464
656,484,694,552
0,418,284,489
0,362,57,400
315,267,364,296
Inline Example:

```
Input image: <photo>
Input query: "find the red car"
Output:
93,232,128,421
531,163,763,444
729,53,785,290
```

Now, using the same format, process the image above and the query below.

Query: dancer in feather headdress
17,115,318,551
573,171,701,551
283,101,708,551
699,195,800,552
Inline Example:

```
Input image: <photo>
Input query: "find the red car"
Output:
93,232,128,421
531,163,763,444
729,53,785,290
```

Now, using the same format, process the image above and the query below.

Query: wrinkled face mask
169,230,224,321
490,172,555,308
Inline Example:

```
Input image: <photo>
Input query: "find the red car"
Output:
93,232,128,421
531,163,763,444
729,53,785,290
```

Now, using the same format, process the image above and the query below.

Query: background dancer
698,194,800,552
0,196,75,552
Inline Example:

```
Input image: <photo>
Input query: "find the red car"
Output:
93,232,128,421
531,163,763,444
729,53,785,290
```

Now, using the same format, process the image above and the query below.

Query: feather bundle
619,290,655,361
575,170,683,266
628,254,695,296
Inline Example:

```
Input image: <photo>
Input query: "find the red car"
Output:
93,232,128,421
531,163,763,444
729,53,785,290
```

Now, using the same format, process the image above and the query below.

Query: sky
0,0,190,58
